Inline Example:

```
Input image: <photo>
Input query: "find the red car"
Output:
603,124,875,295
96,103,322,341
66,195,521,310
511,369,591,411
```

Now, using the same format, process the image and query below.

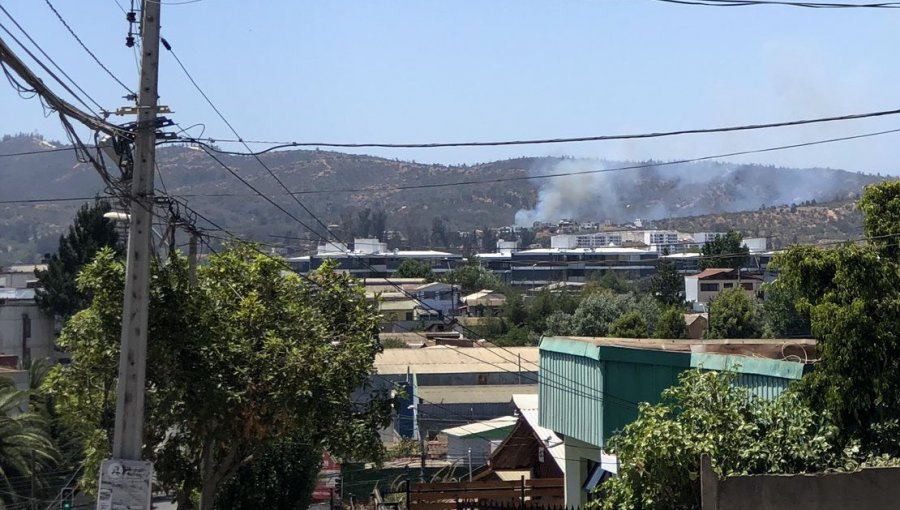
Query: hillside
0,133,886,264
654,199,866,248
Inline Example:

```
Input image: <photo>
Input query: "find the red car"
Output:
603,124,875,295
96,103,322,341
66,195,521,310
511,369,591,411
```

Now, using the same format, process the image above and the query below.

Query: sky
2,0,900,174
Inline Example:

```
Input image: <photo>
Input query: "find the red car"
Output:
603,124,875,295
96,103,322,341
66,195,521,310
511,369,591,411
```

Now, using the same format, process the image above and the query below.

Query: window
422,291,437,299
700,283,718,292
741,282,754,291
723,283,733,289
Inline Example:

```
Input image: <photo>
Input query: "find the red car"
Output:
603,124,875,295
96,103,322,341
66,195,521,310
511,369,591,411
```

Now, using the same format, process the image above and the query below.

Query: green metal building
537,336,816,505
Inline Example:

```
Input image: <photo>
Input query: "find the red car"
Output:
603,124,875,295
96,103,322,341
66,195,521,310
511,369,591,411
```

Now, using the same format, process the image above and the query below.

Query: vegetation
609,310,648,338
698,230,749,271
706,287,764,339
380,337,410,349
441,261,502,294
0,379,58,508
393,259,434,280
654,307,688,339
649,248,682,306
776,180,900,453
594,370,841,510
43,245,394,510
35,201,123,320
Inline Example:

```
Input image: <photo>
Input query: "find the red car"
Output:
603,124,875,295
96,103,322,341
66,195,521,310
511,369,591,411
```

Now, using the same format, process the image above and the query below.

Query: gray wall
701,456,900,510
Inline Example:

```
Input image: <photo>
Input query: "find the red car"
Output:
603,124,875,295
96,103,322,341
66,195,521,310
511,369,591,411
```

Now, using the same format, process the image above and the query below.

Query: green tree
775,181,900,451
651,248,683,306
35,201,123,320
442,261,501,294
571,291,658,338
707,287,763,339
654,307,688,339
609,310,648,338
698,230,749,271
761,280,811,338
587,271,634,294
594,370,841,510
214,436,323,510
503,292,527,327
0,379,58,507
394,259,434,280
44,246,394,510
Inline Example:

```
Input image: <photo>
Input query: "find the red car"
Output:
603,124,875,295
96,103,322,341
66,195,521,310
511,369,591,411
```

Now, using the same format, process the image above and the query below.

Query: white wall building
0,288,56,364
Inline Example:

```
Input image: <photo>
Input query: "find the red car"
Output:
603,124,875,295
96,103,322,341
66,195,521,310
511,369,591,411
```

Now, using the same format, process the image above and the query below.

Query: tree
442,262,501,294
481,226,497,252
214,436,322,510
503,292,527,328
651,247,683,306
0,379,58,507
430,217,449,248
35,201,123,320
43,246,394,510
654,307,688,339
609,311,648,338
775,181,900,452
761,281,810,338
706,287,763,339
698,230,749,271
593,370,840,510
394,259,433,280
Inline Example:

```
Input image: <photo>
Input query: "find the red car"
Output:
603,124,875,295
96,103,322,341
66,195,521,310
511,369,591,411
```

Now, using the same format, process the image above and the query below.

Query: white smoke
514,158,877,226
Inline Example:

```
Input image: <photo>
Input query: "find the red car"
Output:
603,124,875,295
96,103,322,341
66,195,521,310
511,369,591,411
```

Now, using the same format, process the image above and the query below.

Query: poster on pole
96,459,153,510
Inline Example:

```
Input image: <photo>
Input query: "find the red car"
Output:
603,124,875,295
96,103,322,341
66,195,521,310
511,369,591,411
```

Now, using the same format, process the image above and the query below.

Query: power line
180,105,900,149
0,11,102,115
180,127,900,195
43,0,135,96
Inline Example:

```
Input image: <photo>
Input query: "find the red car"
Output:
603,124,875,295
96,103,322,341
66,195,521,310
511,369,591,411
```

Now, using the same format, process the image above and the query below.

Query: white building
0,264,45,289
684,268,763,311
413,282,461,320
0,288,56,365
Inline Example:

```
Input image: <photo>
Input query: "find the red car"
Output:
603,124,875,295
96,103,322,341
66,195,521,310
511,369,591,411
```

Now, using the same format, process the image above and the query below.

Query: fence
407,478,564,510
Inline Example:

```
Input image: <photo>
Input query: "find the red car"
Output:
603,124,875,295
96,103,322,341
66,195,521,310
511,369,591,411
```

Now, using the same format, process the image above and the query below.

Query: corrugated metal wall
539,351,604,447
735,373,792,400
602,360,683,441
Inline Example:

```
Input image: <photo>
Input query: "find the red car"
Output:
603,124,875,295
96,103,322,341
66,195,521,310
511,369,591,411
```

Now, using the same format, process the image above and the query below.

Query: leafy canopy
44,244,394,510
698,230,748,271
593,370,840,510
706,287,763,339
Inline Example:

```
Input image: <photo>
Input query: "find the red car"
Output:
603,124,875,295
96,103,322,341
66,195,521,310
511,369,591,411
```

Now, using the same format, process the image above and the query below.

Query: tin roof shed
538,336,815,448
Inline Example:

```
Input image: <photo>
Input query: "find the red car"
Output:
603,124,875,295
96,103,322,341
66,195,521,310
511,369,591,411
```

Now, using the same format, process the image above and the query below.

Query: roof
378,299,417,311
442,415,518,439
512,394,566,475
684,313,709,326
418,384,537,404
0,288,36,300
4,264,46,273
415,281,455,291
375,346,539,375
539,336,817,379
690,268,764,281
463,290,507,306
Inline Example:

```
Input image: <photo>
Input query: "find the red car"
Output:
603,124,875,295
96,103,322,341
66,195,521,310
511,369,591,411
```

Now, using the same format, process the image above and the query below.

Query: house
442,415,518,467
684,268,763,310
537,336,816,506
373,346,539,440
462,289,507,317
684,313,709,339
0,288,57,365
0,264,45,289
413,282,460,320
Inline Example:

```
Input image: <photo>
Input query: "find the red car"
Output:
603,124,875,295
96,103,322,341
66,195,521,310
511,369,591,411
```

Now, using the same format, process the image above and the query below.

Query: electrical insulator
126,36,135,48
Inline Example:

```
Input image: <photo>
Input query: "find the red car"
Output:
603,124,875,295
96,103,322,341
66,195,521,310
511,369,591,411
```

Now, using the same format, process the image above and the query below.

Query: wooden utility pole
112,0,162,462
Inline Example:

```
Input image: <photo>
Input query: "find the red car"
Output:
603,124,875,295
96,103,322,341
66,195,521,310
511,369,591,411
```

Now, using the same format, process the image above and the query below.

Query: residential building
537,336,816,505
413,282,460,320
0,264,45,289
373,346,539,440
684,313,709,339
0,288,56,364
684,268,763,310
461,289,507,317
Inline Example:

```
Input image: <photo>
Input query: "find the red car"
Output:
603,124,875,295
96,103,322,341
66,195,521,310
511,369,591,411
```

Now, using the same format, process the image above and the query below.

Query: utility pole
112,0,161,463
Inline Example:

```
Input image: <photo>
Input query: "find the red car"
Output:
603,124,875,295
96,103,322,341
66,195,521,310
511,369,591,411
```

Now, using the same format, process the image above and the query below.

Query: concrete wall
701,456,900,510
0,301,56,362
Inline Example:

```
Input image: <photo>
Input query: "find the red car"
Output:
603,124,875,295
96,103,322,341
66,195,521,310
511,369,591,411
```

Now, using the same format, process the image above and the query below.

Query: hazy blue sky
3,0,900,173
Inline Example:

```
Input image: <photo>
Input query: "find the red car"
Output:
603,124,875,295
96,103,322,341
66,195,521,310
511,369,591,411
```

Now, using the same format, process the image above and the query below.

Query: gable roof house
684,268,763,311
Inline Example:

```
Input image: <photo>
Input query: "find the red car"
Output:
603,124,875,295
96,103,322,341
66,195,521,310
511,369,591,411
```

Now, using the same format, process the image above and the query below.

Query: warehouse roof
375,346,539,375
442,415,518,439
